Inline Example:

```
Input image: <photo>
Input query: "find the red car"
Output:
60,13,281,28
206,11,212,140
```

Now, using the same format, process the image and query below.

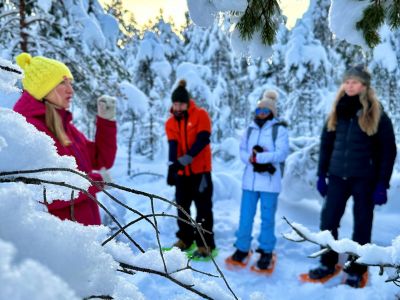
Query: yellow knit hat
15,53,73,100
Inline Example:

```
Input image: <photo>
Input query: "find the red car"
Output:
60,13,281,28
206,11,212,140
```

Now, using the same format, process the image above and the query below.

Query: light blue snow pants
234,189,279,253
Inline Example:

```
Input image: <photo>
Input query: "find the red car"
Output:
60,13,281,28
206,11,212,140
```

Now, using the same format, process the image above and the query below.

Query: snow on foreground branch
0,166,238,299
0,63,237,299
0,113,237,299
282,217,400,286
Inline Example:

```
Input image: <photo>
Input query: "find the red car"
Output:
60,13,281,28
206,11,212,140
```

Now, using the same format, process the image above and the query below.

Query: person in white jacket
225,90,290,272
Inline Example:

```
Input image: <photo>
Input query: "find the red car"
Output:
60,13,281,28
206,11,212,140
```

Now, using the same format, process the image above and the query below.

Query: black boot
308,264,336,280
256,250,273,270
231,249,249,263
344,272,366,288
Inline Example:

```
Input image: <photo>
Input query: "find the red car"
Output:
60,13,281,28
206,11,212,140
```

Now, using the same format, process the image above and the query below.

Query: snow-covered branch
282,217,400,285
0,168,238,300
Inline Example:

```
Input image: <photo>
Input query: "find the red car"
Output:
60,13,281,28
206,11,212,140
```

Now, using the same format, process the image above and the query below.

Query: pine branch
356,2,385,48
236,0,280,45
387,0,400,29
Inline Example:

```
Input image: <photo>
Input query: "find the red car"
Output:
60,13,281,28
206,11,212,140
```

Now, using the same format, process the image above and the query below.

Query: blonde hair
327,85,381,136
45,101,71,146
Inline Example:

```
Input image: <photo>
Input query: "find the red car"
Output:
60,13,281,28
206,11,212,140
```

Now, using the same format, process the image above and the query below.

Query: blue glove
372,182,387,205
317,176,328,197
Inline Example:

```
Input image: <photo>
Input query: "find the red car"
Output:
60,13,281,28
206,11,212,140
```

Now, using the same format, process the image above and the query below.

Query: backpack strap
272,123,279,147
271,121,288,176
272,120,288,146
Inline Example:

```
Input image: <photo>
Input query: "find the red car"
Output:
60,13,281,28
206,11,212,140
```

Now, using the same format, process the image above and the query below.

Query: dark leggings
320,175,375,275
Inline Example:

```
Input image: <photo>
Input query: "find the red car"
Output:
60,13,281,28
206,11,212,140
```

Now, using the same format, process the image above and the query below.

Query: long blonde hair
327,85,381,136
45,101,71,146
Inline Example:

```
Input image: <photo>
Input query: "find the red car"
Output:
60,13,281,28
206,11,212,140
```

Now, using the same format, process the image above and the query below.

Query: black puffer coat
318,99,396,187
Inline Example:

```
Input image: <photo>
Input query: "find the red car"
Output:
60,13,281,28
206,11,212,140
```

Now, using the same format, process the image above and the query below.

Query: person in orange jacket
165,79,216,258
13,53,117,226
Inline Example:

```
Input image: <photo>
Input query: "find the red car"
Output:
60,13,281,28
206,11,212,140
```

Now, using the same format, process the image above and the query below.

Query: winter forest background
2,0,400,299
2,0,400,155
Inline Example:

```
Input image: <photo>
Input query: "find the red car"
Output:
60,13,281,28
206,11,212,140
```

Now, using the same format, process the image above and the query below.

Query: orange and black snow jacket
165,99,212,176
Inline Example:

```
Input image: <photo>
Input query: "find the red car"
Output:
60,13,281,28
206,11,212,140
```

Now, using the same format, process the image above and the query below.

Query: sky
100,0,310,29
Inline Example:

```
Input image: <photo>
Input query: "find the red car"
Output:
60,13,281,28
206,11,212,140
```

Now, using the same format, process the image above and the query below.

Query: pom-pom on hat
343,64,371,86
15,53,73,101
257,89,278,117
171,79,190,103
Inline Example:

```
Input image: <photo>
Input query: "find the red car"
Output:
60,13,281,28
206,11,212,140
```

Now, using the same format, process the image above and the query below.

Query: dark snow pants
175,172,216,249
319,175,375,275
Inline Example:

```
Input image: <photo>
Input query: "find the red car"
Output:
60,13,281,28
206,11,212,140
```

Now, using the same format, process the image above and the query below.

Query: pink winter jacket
13,91,117,225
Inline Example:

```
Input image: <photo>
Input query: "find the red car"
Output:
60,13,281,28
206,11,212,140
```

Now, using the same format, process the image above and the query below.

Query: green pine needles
387,0,400,28
356,0,400,48
236,0,280,45
233,0,400,49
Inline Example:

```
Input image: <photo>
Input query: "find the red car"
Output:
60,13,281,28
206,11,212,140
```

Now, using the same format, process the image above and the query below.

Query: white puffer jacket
240,119,290,193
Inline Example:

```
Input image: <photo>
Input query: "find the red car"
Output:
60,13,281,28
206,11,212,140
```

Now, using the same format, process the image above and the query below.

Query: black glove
251,145,275,174
169,161,184,173
167,161,185,186
252,145,264,153
253,163,276,174
167,166,176,186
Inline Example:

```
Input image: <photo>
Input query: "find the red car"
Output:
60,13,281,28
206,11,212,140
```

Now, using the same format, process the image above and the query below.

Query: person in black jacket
307,65,397,287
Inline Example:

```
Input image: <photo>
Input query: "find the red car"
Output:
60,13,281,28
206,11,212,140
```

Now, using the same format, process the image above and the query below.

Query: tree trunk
127,118,135,176
19,0,28,52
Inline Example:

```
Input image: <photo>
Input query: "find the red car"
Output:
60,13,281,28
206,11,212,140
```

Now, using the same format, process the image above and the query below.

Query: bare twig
70,190,76,222
0,64,22,74
150,196,168,274
83,296,113,300
118,262,213,300
129,171,164,179
102,213,211,246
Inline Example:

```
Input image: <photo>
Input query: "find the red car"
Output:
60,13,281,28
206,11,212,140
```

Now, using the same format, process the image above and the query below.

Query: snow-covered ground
100,142,400,300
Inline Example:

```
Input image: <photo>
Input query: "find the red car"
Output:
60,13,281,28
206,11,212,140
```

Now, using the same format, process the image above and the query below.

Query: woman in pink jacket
13,53,117,226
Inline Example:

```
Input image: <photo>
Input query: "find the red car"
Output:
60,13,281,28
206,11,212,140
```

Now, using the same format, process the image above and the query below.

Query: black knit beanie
171,79,189,103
